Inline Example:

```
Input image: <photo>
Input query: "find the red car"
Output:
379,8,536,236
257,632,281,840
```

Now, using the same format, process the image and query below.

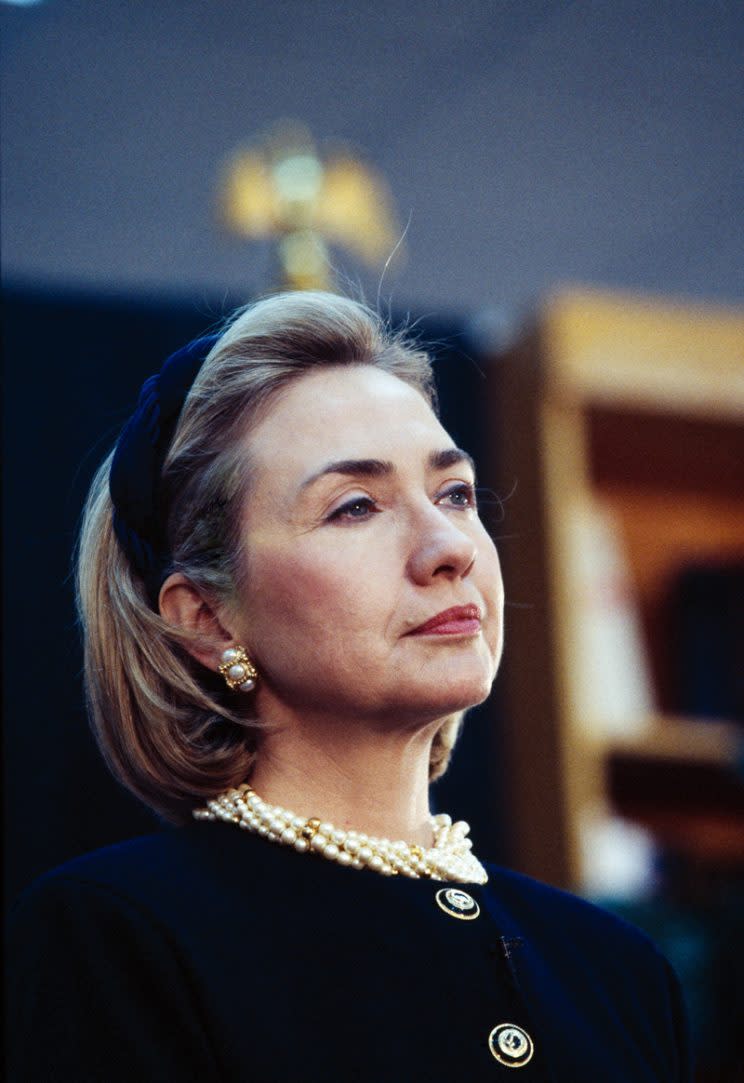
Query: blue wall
2,0,742,316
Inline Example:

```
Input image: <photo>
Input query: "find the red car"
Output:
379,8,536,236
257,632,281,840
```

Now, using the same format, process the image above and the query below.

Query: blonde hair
77,291,462,823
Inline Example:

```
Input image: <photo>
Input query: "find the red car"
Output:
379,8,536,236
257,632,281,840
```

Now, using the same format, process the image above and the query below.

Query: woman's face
234,364,503,728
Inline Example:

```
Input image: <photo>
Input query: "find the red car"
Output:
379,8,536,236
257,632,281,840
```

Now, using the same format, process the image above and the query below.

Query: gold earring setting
219,646,258,692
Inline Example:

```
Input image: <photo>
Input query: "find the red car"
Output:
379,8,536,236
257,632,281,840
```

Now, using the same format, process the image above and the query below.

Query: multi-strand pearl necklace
194,784,488,884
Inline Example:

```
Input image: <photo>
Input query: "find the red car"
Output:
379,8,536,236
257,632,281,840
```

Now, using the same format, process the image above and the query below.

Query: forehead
245,365,450,480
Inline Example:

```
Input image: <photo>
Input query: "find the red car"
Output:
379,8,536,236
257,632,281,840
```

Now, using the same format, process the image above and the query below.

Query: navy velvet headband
109,333,219,593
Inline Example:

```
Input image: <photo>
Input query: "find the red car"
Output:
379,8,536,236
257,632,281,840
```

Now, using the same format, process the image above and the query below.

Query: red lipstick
407,604,481,636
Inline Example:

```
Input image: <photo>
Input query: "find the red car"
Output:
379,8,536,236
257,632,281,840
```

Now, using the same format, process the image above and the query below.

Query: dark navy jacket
7,820,691,1081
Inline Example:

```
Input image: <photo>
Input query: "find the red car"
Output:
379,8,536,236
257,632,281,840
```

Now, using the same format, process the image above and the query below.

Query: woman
8,291,690,1081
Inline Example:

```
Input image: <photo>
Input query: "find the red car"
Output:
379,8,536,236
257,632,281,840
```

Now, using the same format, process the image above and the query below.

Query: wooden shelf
604,718,744,863
542,288,744,417
492,288,744,891
603,716,744,767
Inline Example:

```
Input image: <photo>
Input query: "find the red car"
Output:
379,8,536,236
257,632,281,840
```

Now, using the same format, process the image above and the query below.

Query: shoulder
9,824,219,931
8,821,295,945
7,829,226,1082
481,861,664,962
15,828,184,892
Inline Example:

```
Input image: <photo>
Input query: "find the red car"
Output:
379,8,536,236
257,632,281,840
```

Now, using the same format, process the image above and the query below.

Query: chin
404,671,496,720
447,678,494,712
371,650,499,721
441,652,498,702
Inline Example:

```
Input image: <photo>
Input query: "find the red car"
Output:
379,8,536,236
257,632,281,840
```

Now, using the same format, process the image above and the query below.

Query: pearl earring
219,646,258,692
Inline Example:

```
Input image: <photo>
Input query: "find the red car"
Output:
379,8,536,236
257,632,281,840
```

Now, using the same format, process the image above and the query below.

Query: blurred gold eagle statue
219,121,403,291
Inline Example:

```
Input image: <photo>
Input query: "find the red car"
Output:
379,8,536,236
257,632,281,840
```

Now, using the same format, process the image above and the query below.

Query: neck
249,708,441,847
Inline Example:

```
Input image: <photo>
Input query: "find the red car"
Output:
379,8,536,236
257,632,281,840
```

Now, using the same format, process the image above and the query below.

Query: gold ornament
219,120,403,291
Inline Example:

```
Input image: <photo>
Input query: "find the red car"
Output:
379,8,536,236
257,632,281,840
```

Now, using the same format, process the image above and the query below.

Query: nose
406,503,477,585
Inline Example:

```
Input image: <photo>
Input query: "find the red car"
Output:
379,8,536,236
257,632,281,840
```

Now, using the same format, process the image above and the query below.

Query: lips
407,604,481,636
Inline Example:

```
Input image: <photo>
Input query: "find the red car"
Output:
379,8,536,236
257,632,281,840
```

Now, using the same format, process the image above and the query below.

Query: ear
158,573,234,672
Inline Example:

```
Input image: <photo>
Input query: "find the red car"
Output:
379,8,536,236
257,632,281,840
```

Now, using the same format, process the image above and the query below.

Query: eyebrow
300,447,476,490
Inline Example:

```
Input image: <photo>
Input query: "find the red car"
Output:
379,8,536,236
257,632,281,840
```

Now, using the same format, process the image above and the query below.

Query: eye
327,495,379,522
438,482,477,510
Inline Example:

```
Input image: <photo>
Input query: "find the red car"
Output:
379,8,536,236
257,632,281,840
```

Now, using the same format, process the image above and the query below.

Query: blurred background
3,2,743,1079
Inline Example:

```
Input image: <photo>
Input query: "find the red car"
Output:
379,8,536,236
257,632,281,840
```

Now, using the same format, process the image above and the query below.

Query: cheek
478,538,505,653
241,544,394,707
243,544,378,650
251,552,330,625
